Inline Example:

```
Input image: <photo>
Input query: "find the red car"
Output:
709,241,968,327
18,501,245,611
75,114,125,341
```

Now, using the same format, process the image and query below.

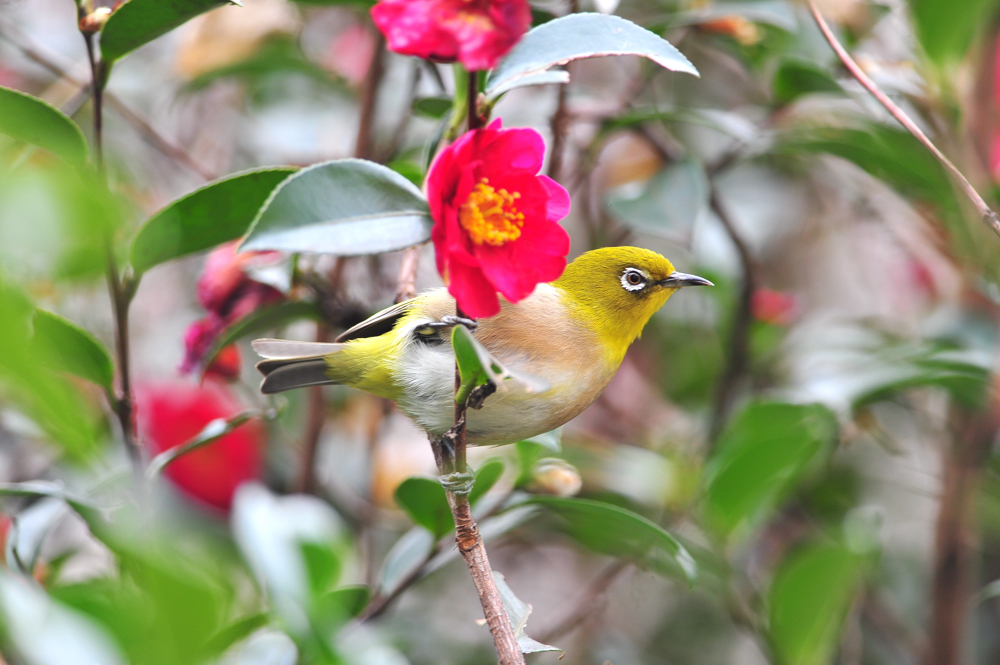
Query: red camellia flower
427,119,571,318
371,0,531,71
136,382,263,512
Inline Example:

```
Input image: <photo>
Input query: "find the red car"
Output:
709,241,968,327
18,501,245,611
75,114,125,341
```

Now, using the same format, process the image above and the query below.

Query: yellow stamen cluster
459,178,525,246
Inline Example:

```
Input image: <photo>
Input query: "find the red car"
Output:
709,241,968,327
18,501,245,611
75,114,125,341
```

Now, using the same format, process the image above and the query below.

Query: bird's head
554,247,712,362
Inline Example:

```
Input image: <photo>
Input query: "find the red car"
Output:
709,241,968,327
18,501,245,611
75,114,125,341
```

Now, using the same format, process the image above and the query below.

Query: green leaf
486,13,698,97
0,86,87,165
0,162,125,281
781,125,961,227
199,301,321,376
452,325,550,406
394,477,453,539
100,0,234,64
529,496,697,583
493,572,561,655
240,159,433,255
772,59,842,105
30,309,114,395
130,167,296,274
606,158,708,238
0,283,103,461
907,0,997,65
469,459,504,506
0,570,127,665
413,97,453,119
378,527,435,593
769,543,864,665
703,403,837,537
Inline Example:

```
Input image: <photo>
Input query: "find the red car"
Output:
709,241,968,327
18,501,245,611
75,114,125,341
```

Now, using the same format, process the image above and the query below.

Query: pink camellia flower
371,0,531,71
181,242,283,377
136,381,263,512
426,119,571,318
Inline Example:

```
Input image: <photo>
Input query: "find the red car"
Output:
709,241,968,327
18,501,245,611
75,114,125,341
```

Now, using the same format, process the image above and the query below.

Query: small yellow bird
253,247,711,445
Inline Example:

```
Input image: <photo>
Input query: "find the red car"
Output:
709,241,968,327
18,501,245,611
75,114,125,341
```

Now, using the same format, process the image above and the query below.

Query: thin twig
806,0,1000,238
81,24,142,474
146,410,265,480
395,246,421,303
708,188,756,442
539,560,629,644
546,0,578,182
0,22,213,180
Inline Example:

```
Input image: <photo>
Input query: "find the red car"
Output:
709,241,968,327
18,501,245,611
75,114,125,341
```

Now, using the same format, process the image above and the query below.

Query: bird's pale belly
393,338,615,446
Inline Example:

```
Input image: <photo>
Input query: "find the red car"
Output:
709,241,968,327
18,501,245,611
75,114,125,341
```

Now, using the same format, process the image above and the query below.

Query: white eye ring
621,268,648,292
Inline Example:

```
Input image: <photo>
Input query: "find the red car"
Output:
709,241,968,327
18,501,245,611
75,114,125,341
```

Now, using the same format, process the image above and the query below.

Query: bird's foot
422,315,478,332
468,382,497,409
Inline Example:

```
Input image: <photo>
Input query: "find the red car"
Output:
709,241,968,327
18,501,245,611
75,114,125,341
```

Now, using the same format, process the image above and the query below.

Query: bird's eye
621,268,647,292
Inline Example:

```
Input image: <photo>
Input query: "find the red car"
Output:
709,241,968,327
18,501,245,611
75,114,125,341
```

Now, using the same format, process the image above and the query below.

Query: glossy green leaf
607,158,708,238
100,0,235,63
529,496,697,583
241,159,432,255
30,309,114,395
769,543,864,665
0,86,87,165
452,325,550,405
394,477,453,539
772,59,842,105
908,0,997,65
486,13,698,96
703,403,837,536
130,167,296,274
493,572,561,654
469,459,504,506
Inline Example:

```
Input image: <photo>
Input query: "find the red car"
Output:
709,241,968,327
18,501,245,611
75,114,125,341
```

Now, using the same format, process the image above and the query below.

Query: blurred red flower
181,242,283,377
751,288,799,326
136,382,263,512
370,0,530,71
426,119,570,318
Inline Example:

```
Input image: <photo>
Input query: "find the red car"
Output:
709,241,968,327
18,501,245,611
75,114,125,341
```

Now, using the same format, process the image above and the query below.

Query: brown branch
80,22,142,473
806,0,1000,238
446,489,523,665
546,0,578,182
924,407,995,665
297,323,330,495
395,246,421,303
354,30,386,161
708,188,756,442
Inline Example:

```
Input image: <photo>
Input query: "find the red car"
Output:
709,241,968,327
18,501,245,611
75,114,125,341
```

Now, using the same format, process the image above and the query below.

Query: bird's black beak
658,271,714,288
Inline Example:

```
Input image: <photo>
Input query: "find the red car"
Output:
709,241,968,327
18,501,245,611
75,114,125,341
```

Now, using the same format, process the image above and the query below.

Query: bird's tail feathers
253,338,345,394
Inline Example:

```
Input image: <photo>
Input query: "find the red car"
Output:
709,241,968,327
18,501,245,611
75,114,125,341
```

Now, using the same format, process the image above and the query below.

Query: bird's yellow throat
554,247,679,365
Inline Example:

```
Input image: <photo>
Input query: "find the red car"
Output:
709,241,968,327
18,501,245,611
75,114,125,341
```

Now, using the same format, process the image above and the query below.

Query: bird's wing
335,299,418,342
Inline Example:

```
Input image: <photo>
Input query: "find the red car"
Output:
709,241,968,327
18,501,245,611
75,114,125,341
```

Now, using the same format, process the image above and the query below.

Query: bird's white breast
393,284,616,445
